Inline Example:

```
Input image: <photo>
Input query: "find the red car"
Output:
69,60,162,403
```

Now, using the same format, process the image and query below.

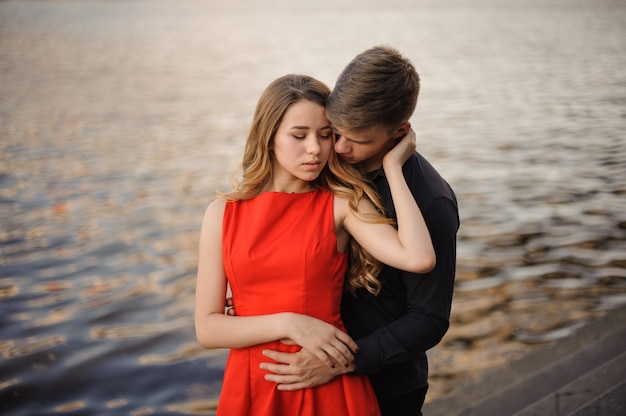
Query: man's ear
391,121,412,139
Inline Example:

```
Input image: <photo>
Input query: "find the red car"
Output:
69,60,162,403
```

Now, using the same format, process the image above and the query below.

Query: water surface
1,0,625,414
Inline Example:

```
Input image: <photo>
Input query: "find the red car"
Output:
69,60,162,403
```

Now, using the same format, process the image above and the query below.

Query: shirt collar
365,165,386,181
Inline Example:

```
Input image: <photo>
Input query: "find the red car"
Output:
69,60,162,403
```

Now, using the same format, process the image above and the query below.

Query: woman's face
271,99,333,185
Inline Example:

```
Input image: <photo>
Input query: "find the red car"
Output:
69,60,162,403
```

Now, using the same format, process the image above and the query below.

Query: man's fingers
277,382,311,391
264,372,313,390
262,349,296,364
264,372,300,384
259,361,293,375
263,371,313,390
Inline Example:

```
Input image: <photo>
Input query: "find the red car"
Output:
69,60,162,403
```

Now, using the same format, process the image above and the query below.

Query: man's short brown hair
327,45,420,133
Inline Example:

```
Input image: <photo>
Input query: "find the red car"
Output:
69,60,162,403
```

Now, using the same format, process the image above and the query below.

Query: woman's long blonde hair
220,74,392,295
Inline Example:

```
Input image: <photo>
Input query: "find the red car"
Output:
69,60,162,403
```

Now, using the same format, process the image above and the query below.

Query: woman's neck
264,182,316,194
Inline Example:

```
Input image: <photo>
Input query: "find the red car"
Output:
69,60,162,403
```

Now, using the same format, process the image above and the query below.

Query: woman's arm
194,200,358,367
342,131,436,273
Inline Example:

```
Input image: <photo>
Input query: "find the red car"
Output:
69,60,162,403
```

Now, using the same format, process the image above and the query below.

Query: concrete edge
423,306,626,416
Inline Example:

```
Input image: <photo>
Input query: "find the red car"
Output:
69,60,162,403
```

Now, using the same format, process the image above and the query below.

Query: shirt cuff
353,336,383,376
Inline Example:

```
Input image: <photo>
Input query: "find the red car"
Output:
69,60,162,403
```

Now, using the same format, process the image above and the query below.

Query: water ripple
1,0,625,412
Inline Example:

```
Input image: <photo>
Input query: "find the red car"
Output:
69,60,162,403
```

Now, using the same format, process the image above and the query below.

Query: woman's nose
306,136,321,154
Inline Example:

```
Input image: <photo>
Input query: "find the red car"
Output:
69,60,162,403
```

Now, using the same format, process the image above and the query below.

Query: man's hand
226,298,357,368
260,347,354,391
225,297,235,316
225,298,356,368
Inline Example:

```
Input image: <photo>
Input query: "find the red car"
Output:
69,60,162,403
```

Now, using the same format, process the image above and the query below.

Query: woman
195,74,435,415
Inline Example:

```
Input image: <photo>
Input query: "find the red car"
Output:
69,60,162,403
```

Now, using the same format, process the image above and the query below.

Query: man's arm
224,302,348,390
260,198,458,388
352,198,458,375
260,347,351,390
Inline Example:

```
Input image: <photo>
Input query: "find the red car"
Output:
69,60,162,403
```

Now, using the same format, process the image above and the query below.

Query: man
259,45,459,415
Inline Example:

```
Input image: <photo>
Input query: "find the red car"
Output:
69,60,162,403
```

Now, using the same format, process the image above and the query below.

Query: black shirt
341,151,459,401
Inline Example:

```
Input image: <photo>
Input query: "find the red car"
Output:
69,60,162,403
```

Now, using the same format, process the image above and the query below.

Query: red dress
218,189,380,416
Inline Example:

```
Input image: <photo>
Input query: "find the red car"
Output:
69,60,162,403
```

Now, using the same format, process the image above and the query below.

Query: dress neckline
264,188,322,196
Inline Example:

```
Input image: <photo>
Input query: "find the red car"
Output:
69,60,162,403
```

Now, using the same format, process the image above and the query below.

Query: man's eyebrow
345,136,369,143
333,130,365,141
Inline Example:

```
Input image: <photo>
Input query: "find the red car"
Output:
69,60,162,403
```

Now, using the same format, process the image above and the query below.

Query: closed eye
319,128,332,139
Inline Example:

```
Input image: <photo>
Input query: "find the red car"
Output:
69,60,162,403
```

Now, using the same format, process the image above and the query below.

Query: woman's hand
223,300,356,367
344,127,435,274
282,313,358,368
383,129,416,167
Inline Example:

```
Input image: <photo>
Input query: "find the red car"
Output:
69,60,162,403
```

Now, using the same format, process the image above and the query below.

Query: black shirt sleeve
352,197,459,375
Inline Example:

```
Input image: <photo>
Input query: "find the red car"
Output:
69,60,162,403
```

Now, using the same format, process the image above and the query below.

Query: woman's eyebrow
290,124,331,130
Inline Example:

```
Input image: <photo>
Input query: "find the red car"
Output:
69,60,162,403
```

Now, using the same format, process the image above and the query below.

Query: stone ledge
423,306,626,416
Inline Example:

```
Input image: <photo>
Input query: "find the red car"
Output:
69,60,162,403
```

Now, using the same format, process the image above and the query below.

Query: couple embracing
195,45,459,416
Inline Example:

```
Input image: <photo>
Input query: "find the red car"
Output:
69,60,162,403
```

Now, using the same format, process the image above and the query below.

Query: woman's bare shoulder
203,199,226,223
332,194,350,214
334,193,376,215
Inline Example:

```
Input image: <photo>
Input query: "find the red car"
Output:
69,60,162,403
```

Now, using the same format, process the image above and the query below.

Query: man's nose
334,136,349,154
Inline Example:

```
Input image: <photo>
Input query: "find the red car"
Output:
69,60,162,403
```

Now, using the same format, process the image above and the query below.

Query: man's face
333,125,400,173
